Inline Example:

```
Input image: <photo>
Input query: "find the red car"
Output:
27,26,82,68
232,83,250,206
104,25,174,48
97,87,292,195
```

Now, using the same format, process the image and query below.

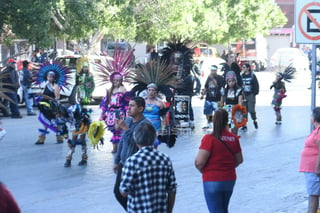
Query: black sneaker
11,115,22,119
241,126,247,131
253,121,258,129
78,160,87,166
64,159,71,167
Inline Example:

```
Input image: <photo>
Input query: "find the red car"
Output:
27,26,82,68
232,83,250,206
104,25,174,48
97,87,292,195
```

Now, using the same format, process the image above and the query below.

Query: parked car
193,43,219,58
269,48,310,72
103,41,135,67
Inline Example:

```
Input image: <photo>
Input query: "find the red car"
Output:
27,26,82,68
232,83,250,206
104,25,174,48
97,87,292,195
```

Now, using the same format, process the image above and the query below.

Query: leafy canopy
0,0,287,47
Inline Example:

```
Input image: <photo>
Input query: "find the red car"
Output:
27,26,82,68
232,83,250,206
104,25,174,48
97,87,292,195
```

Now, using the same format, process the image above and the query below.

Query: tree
0,0,287,49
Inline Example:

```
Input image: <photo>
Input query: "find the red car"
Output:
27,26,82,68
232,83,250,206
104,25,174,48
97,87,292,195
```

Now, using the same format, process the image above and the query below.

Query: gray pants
243,93,257,121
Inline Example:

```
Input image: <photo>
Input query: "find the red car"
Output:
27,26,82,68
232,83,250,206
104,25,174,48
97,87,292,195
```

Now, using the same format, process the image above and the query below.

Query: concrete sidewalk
0,70,317,212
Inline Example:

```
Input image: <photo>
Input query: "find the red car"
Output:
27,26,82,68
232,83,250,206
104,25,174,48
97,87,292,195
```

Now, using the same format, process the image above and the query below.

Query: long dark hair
211,109,229,138
243,63,252,72
107,78,124,105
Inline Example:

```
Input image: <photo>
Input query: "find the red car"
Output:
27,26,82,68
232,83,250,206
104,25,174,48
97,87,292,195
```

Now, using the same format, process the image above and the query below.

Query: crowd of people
0,40,303,213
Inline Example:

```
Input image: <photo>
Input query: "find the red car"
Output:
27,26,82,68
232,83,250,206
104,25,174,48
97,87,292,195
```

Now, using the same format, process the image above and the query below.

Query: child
221,71,244,135
270,65,295,125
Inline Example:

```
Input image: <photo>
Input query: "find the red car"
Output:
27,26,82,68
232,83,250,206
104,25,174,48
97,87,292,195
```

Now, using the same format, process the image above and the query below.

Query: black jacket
2,67,20,91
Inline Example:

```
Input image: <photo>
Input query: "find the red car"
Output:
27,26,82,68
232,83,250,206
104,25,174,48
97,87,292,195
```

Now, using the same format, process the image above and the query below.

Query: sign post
295,0,320,132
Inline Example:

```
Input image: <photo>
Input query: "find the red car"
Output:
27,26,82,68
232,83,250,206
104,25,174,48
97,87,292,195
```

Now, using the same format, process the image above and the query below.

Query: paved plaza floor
0,70,318,212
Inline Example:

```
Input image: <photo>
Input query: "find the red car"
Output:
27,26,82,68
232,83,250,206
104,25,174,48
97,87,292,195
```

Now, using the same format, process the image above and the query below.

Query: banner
174,95,190,121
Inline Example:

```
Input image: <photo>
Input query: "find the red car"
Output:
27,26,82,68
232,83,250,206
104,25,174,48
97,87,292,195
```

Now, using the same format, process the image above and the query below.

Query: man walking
113,96,151,210
2,59,22,118
21,60,35,115
241,63,259,130
120,122,177,213
201,65,225,129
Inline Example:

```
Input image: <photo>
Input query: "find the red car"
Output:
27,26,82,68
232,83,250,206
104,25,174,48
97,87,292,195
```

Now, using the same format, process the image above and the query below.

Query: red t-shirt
0,183,21,213
199,131,241,181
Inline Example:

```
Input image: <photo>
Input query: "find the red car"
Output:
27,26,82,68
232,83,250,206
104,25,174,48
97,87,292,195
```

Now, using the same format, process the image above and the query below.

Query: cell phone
115,109,120,119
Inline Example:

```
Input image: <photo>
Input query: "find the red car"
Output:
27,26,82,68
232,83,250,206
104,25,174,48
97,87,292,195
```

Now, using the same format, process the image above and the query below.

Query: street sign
295,0,320,44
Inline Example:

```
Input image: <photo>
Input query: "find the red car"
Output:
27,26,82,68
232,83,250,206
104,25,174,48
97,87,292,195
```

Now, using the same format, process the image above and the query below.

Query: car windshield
107,43,127,50
200,48,212,55
56,57,78,67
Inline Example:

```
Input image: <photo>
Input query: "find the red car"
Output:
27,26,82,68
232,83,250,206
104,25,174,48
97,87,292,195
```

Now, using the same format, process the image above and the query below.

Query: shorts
203,101,218,115
304,172,320,195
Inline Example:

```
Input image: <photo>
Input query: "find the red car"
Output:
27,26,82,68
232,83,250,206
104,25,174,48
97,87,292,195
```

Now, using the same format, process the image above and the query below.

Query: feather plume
94,43,135,86
160,37,194,73
281,64,296,82
128,60,177,100
33,61,72,91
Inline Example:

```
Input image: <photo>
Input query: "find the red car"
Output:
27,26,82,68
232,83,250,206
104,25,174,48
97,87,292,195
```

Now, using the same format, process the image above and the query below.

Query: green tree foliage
0,0,287,47
0,0,110,47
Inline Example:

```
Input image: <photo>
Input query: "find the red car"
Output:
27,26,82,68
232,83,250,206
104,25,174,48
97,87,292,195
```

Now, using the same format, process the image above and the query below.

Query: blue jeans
23,86,34,113
203,180,236,213
4,92,21,116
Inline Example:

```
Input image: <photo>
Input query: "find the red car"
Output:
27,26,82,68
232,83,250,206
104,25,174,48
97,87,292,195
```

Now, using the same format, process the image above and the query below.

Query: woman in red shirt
0,182,20,213
195,109,243,213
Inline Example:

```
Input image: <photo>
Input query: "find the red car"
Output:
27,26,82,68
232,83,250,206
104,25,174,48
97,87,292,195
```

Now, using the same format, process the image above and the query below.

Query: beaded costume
94,43,134,152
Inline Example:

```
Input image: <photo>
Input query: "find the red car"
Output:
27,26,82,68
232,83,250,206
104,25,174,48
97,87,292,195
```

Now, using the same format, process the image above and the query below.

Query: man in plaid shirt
120,122,177,213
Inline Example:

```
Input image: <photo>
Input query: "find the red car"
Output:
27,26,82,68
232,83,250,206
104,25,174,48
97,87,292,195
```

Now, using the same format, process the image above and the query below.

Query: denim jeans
4,92,21,116
203,180,236,213
189,96,194,121
22,86,34,113
113,163,127,211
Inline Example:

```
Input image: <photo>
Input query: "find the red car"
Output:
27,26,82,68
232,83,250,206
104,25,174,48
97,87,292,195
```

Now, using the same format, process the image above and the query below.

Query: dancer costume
95,45,134,146
160,38,195,127
223,71,245,129
33,61,71,144
144,103,161,131
270,64,295,125
64,57,95,167
76,57,95,105
130,60,178,148
64,104,92,167
100,85,130,144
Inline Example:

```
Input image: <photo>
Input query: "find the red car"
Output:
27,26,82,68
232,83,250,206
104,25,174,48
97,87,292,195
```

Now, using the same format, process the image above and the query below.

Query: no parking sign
295,0,320,44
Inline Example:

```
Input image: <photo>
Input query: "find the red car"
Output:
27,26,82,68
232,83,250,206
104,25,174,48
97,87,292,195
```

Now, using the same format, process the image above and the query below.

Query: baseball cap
210,65,218,70
8,59,16,64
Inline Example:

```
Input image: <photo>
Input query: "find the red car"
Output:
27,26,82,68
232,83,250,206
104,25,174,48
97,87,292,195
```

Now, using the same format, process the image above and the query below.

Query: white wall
130,42,147,64
265,35,291,68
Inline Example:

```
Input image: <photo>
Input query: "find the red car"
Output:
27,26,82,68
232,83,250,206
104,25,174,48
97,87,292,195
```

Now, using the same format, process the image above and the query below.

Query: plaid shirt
120,146,177,213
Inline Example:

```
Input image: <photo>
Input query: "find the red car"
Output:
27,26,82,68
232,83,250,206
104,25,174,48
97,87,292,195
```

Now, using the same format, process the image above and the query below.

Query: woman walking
195,108,243,213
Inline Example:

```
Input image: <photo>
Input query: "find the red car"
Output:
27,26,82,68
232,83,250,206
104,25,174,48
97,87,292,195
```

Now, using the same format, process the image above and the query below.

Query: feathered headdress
129,60,177,101
278,64,296,82
94,43,135,86
33,61,72,91
160,37,194,78
76,56,90,73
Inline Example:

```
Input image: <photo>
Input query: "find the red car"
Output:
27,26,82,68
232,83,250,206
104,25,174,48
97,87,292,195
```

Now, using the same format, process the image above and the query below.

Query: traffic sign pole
311,45,316,132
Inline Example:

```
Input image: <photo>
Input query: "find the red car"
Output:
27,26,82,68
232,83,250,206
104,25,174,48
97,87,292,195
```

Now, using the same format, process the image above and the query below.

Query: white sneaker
0,128,6,142
180,122,190,128
190,121,195,128
209,123,213,128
